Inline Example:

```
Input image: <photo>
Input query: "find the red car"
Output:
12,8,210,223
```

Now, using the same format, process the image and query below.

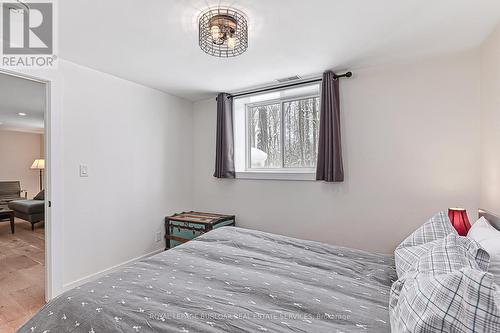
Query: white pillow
467,216,500,285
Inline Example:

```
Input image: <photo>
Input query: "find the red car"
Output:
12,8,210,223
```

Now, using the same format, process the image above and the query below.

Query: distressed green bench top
165,211,235,249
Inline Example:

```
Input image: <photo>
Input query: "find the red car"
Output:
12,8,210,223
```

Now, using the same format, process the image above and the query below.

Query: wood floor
0,219,45,333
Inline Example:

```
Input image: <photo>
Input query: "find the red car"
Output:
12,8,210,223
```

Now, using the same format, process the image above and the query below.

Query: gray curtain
316,71,344,182
213,93,235,178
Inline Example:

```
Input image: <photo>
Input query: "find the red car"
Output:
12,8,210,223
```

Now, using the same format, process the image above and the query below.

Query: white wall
480,24,500,214
57,62,193,286
0,130,44,198
192,50,481,254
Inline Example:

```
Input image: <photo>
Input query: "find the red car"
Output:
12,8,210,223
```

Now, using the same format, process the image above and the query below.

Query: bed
18,227,396,332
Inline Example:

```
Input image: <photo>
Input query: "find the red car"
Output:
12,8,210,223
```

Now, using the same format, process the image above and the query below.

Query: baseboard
62,248,164,292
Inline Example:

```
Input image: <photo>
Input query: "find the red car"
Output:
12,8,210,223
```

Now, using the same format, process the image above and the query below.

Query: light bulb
210,25,220,39
227,36,235,49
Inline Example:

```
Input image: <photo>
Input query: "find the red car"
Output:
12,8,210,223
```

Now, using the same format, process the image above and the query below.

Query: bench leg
32,223,34,231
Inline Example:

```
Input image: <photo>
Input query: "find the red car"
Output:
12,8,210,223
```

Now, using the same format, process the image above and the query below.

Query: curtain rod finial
345,72,352,78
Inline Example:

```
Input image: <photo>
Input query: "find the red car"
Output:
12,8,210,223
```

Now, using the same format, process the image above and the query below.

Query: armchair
0,181,27,206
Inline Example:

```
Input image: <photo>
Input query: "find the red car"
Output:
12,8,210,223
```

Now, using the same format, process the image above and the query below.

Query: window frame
240,89,320,179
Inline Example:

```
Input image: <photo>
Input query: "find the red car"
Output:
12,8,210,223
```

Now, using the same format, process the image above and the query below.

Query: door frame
0,67,64,300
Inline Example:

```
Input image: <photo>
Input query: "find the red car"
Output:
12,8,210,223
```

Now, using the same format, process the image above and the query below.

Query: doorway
0,71,49,332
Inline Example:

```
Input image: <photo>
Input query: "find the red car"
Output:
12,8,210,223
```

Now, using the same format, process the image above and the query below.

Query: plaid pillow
398,211,456,247
412,234,489,275
395,211,457,277
390,214,500,332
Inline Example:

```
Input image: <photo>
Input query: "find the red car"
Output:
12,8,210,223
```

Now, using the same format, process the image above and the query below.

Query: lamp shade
448,208,471,236
31,159,45,169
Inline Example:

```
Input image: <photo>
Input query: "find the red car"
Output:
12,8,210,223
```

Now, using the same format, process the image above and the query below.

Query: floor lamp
31,159,45,192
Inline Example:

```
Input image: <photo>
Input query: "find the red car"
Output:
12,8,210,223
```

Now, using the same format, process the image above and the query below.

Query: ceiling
0,73,45,133
59,0,500,101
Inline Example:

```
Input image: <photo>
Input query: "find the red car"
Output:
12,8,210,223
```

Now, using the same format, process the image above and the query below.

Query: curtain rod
218,72,352,100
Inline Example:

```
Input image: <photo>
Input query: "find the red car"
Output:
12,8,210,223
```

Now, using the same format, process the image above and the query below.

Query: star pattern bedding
18,227,396,333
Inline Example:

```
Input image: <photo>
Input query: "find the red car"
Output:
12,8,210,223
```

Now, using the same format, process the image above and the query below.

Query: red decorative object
448,208,471,236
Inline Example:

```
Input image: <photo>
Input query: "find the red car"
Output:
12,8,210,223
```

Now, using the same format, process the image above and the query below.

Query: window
234,83,320,180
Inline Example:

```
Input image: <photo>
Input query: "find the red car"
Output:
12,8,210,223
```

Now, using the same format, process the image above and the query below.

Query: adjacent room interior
1,1,500,332
0,73,46,331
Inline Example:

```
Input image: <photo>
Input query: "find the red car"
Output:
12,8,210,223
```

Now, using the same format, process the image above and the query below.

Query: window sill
235,171,316,181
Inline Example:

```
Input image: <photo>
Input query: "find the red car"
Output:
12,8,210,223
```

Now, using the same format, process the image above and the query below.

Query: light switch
79,164,88,177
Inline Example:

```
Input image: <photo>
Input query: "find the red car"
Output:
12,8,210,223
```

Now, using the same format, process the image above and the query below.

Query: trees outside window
247,95,320,170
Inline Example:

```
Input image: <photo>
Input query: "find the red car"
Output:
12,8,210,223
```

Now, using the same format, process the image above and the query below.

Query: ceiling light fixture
199,7,248,57
8,0,29,14
17,0,29,11
18,112,27,116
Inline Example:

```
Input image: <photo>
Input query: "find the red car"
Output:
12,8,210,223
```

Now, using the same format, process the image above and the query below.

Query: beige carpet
0,219,45,333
